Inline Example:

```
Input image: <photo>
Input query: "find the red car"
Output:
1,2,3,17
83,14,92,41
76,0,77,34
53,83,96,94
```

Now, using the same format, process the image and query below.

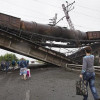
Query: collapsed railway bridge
0,13,100,67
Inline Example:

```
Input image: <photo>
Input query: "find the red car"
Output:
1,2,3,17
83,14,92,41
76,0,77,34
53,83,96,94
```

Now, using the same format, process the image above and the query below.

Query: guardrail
66,64,100,75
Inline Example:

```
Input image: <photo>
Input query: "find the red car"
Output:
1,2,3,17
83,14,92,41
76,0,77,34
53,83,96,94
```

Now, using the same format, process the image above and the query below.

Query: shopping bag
76,78,88,96
27,69,31,78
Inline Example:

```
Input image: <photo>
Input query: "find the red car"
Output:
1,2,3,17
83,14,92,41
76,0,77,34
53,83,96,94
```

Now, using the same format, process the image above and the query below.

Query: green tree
0,53,19,63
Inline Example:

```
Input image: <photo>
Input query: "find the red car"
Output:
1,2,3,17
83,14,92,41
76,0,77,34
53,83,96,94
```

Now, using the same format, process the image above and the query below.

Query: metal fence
66,64,100,75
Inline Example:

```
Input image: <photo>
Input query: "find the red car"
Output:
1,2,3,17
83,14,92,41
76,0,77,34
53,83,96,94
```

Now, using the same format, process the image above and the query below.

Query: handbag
76,78,88,96
27,69,31,78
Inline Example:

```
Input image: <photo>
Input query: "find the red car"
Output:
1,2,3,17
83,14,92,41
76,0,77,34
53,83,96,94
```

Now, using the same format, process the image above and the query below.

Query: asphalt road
0,66,100,100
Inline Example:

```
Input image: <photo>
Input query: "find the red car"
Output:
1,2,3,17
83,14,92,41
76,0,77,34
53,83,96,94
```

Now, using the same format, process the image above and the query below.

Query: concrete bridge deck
0,66,100,100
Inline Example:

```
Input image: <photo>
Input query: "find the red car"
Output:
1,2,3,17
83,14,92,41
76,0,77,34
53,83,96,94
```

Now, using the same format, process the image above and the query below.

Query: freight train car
86,31,100,40
20,20,87,40
0,13,20,29
0,13,100,41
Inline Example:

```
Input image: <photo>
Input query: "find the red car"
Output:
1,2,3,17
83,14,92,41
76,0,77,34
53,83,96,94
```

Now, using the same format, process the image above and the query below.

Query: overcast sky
0,0,100,60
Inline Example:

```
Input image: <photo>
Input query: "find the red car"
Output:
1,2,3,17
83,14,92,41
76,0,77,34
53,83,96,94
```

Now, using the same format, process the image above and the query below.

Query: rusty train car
0,13,100,40
86,31,100,40
0,13,20,29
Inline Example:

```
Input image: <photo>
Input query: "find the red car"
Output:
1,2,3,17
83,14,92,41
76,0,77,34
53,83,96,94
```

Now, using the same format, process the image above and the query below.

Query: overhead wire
74,24,97,31
0,9,49,22
1,0,100,22
35,0,100,15
0,0,50,18
0,0,100,31
72,11,100,20
33,0,100,27
37,0,100,13
75,4,100,13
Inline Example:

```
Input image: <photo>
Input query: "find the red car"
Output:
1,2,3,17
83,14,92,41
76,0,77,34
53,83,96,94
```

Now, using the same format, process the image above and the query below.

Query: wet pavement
0,67,100,100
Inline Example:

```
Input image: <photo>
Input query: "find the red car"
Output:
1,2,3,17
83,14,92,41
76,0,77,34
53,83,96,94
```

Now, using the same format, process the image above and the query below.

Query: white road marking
25,90,30,100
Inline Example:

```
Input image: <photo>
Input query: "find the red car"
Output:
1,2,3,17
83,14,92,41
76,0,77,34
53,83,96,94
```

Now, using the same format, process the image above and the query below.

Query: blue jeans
83,72,99,100
5,66,9,74
1,64,5,70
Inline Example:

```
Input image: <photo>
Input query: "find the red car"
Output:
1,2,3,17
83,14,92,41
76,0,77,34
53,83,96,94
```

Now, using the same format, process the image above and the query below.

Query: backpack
20,60,25,68
12,60,15,65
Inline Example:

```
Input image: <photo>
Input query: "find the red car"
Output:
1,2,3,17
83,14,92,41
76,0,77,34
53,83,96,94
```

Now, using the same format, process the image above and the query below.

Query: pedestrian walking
79,46,100,100
26,60,29,68
12,60,16,70
17,60,20,68
1,61,5,71
5,60,10,74
19,58,27,80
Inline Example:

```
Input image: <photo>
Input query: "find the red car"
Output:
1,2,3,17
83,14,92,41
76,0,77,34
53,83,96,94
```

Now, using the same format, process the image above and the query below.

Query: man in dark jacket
5,60,10,74
1,61,5,71
12,60,16,70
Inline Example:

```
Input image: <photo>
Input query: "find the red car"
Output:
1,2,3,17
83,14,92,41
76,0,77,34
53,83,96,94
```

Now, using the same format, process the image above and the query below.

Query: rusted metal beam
39,42,78,48
0,30,76,67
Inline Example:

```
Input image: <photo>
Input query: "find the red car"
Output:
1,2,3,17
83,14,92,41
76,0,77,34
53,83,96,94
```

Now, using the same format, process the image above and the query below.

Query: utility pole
62,1,81,47
49,13,57,26
62,1,75,30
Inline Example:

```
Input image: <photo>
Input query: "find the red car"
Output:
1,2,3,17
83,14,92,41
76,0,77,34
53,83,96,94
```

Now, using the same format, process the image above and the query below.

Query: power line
0,10,49,22
72,11,100,20
74,24,93,30
35,0,62,10
36,1,100,26
1,0,100,21
34,0,100,14
0,0,100,25
75,4,100,13
38,1,100,16
74,24,100,31
36,1,100,22
0,0,50,17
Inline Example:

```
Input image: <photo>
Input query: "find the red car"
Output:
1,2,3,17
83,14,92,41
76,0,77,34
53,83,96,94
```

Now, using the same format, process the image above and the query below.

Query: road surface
0,66,100,100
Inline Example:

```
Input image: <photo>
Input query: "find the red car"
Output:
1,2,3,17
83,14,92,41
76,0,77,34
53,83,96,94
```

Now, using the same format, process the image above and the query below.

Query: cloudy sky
0,0,100,59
